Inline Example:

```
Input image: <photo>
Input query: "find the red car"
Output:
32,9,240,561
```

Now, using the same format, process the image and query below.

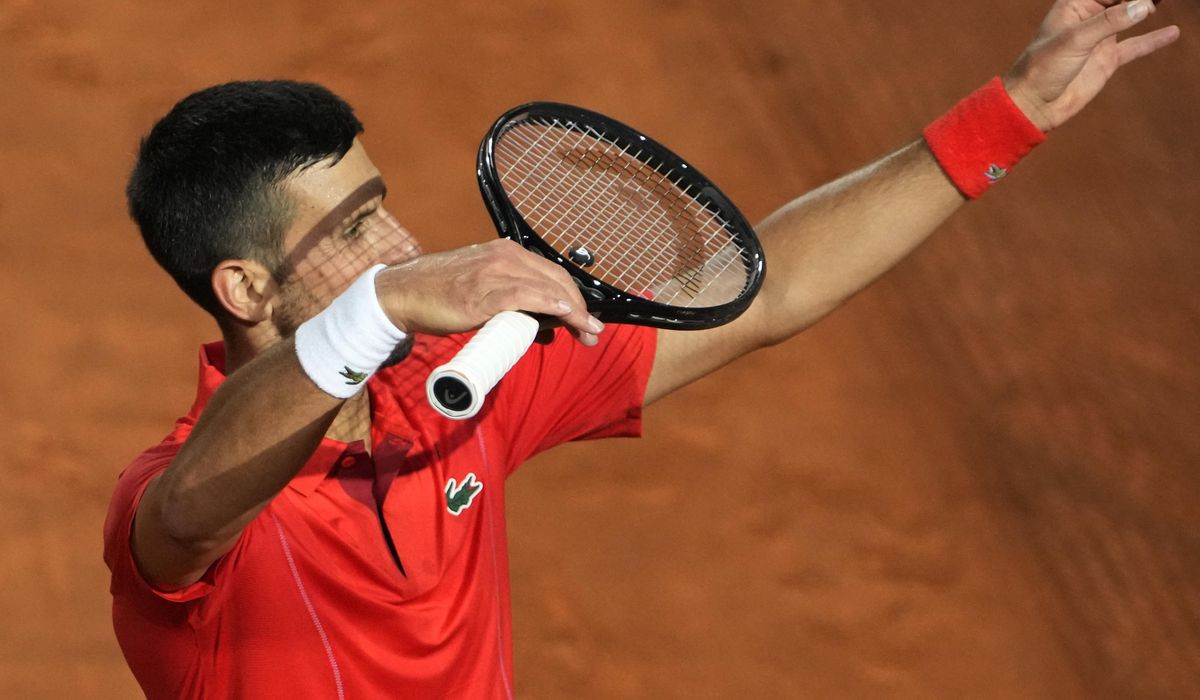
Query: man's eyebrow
349,176,386,212
286,175,387,264
352,183,388,221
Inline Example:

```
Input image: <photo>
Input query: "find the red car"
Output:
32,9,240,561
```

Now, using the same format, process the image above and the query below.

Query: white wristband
294,264,408,399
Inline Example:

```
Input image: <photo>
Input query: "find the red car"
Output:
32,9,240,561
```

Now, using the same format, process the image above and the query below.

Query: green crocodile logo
445,473,484,516
339,366,368,385
984,164,1008,183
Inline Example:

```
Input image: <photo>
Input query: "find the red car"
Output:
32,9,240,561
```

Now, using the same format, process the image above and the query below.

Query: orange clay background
2,1,1199,697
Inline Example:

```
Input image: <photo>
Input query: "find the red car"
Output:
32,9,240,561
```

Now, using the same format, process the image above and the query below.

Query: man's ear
211,260,279,323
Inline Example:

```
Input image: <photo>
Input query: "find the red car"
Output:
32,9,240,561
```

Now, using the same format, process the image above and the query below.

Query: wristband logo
445,473,484,516
339,366,368,385
985,164,1008,183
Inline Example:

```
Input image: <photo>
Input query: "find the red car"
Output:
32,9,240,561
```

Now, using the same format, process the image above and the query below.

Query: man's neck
327,391,373,453
220,319,276,375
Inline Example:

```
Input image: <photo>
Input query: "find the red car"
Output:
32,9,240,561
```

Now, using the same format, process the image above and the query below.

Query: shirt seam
271,513,345,700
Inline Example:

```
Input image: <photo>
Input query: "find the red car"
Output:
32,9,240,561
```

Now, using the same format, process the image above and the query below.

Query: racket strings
500,126,689,286
507,127,733,300
494,119,752,307
500,123,739,302
560,145,738,296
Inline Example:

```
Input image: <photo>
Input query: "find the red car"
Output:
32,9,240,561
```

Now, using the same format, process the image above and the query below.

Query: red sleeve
103,437,226,606
485,323,656,473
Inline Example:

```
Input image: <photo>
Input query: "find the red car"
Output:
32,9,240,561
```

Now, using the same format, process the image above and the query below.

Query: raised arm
645,0,1179,404
132,240,602,589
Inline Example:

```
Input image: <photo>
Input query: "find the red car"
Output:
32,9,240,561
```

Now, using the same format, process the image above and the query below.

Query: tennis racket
426,102,765,419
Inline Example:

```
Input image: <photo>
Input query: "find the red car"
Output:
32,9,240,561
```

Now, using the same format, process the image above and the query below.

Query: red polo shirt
104,325,655,699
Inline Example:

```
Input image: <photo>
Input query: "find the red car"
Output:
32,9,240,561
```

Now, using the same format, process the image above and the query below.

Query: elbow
159,501,210,553
739,298,825,350
748,293,837,349
154,473,224,553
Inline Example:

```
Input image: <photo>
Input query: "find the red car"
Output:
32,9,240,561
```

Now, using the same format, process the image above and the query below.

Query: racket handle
426,311,540,420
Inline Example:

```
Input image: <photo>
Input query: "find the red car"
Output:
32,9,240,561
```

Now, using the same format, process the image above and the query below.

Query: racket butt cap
427,371,483,420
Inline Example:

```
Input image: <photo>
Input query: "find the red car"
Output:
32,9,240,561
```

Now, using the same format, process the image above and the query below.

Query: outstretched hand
1003,0,1180,131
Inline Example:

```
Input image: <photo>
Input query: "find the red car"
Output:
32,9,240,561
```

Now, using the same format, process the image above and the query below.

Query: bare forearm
645,142,963,403
750,140,962,345
162,341,340,538
748,0,1179,346
135,241,606,586
136,339,342,583
647,1,1177,404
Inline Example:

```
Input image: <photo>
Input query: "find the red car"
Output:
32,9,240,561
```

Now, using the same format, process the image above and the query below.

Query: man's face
272,139,421,336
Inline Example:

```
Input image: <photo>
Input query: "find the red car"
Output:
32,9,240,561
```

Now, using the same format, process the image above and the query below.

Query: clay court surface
2,0,1199,697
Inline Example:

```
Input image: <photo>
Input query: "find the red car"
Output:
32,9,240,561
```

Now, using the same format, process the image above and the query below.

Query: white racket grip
426,311,541,419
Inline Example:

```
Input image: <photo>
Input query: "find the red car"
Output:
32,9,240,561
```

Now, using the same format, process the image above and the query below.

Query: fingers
375,240,605,343
1073,0,1157,49
540,289,604,347
1116,24,1181,65
506,285,602,345
481,240,604,345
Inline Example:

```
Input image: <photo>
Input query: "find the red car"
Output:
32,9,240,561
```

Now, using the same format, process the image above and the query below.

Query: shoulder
102,426,190,571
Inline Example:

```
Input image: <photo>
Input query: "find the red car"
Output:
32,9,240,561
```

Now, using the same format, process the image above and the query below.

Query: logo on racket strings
445,473,484,516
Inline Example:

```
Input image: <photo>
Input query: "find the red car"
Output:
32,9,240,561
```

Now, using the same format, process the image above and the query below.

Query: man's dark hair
127,80,364,317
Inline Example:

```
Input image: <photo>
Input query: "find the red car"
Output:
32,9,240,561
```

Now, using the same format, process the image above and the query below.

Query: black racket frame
476,101,766,330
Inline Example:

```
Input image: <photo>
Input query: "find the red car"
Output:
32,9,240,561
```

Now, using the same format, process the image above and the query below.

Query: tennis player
103,2,1177,697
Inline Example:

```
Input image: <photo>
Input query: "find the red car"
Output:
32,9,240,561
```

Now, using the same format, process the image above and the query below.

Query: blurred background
1,0,1197,697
